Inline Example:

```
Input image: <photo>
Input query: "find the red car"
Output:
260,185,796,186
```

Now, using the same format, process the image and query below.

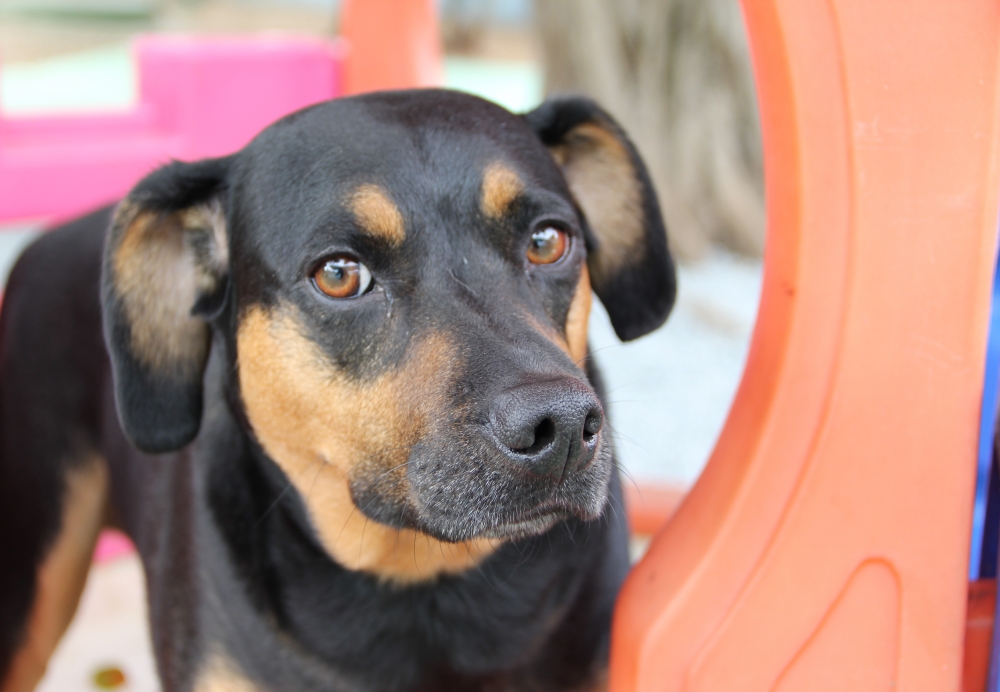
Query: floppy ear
102,157,232,454
524,97,676,341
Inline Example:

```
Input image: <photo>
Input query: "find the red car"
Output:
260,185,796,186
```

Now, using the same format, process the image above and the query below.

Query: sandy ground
0,17,761,689
36,557,159,692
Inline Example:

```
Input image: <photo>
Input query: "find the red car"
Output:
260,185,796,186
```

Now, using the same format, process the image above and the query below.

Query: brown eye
313,256,373,298
527,227,568,265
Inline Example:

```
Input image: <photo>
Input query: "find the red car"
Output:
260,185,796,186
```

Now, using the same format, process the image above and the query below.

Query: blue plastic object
970,249,1000,580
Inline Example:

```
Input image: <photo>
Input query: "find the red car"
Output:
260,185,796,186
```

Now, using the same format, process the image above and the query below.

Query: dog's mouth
349,422,613,544
477,509,569,540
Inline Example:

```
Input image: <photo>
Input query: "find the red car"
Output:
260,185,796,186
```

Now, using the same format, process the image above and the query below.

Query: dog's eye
313,256,373,298
527,227,568,265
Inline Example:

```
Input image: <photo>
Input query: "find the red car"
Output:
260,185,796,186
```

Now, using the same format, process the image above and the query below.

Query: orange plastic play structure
339,0,442,95
610,1,1000,690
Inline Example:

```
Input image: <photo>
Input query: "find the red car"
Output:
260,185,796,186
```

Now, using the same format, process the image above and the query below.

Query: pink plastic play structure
0,35,343,226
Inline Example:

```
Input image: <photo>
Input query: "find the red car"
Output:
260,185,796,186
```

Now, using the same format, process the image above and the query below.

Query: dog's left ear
102,157,232,454
524,97,676,341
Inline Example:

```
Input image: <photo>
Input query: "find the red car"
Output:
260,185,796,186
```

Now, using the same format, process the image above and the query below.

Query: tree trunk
535,0,764,260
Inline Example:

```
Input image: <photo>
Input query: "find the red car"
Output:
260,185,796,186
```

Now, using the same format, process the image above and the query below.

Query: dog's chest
190,500,603,692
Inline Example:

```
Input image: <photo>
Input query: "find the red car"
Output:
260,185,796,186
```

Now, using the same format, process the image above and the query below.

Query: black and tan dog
0,90,674,692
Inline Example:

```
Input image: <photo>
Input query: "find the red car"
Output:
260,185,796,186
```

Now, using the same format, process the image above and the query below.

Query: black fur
130,156,233,213
0,208,110,678
0,90,672,692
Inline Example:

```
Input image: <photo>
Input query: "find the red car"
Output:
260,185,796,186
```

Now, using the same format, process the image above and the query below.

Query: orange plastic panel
624,484,687,536
610,2,1000,691
339,0,442,94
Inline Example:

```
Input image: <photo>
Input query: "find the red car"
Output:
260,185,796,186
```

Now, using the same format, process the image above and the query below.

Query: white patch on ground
588,251,763,487
38,555,158,692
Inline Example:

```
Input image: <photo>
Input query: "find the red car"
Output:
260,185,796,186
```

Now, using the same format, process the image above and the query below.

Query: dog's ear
102,157,232,454
524,97,676,341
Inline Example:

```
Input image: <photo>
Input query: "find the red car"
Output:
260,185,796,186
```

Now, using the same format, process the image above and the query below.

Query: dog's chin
416,498,604,544
351,441,614,543
352,487,604,543
476,511,567,540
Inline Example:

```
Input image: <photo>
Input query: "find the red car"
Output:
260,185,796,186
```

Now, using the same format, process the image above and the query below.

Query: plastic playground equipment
0,35,343,225
610,2,1000,691
5,0,1000,689
0,0,440,226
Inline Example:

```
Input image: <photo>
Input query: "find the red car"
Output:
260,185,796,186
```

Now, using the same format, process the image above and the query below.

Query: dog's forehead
232,91,566,234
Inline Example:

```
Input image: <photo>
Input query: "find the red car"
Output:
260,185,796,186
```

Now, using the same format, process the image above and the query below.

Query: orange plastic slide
610,1,1000,690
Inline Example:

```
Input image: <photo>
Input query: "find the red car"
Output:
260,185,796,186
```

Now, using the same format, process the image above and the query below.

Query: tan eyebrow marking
480,162,524,218
349,184,405,244
565,265,592,364
524,265,592,365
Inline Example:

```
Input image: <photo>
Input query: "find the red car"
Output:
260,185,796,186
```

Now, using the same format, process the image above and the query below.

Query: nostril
514,418,557,455
582,410,602,444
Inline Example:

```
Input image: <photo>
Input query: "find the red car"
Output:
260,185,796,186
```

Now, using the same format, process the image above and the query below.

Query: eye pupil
313,255,372,298
527,227,568,265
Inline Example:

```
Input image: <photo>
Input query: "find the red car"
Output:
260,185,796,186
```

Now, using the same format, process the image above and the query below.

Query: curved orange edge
624,484,687,536
610,1,1000,690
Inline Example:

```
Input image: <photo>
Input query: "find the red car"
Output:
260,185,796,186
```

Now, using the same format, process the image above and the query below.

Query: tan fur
564,265,592,364
350,185,405,244
480,162,524,218
551,123,644,287
181,202,230,281
193,652,263,692
237,305,497,584
1,456,107,692
524,266,592,366
111,201,227,375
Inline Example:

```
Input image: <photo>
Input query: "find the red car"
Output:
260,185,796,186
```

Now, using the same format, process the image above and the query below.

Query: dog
0,90,674,692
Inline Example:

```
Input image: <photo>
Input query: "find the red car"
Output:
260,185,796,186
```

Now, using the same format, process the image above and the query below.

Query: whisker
255,475,304,527
614,460,644,502
575,342,622,367
358,514,370,569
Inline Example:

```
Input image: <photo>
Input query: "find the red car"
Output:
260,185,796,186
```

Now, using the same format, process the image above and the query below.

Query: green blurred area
0,43,135,113
443,56,541,113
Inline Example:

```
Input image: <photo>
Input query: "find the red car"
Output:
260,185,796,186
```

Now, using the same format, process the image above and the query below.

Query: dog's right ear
524,97,676,341
102,157,232,454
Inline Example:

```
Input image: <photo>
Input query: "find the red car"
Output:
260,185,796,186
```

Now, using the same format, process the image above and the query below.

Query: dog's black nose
489,380,603,480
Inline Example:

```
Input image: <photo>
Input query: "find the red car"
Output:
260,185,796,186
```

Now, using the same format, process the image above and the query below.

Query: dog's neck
199,413,613,691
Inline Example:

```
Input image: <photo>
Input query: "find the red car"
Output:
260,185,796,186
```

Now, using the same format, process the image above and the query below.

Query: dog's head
102,91,674,582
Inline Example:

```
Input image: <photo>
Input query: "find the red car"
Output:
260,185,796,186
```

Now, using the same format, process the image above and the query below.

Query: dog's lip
477,508,567,540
